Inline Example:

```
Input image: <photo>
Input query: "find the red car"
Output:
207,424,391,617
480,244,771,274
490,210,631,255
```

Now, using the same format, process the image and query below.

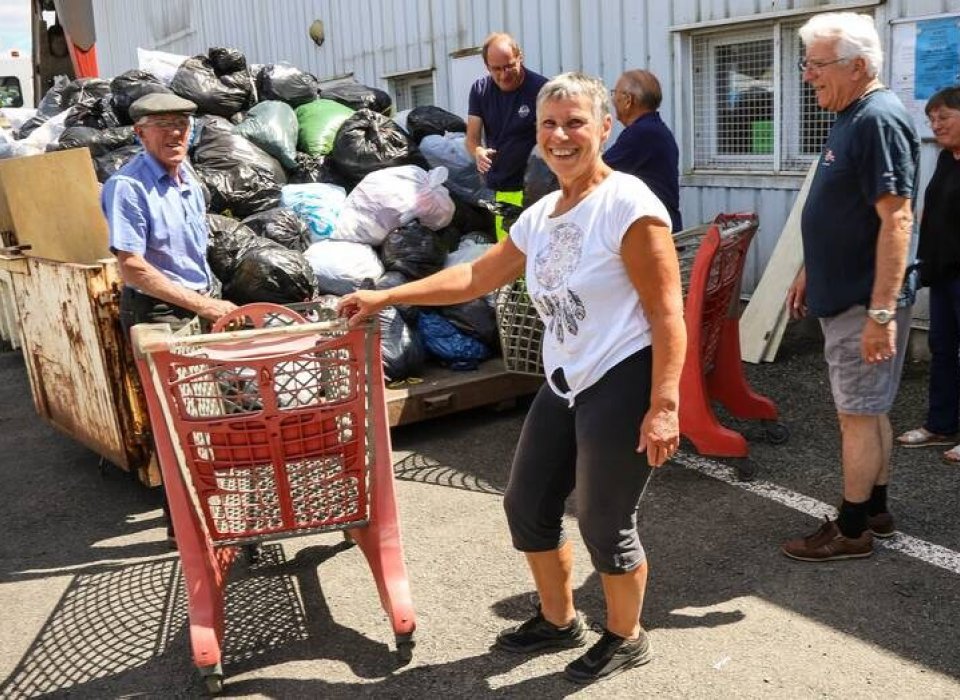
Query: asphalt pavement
0,318,958,699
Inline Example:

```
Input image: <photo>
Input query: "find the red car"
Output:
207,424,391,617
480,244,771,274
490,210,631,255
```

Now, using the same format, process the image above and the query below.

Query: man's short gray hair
798,12,882,78
536,72,611,123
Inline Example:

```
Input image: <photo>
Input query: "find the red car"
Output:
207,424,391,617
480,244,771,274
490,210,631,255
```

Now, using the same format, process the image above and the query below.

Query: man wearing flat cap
102,93,235,333
101,93,236,544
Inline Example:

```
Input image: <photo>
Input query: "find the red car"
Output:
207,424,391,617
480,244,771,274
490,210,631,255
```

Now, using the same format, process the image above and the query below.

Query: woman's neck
555,163,612,215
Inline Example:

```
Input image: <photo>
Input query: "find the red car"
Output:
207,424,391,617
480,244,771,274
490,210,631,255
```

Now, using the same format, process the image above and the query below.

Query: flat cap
129,93,198,122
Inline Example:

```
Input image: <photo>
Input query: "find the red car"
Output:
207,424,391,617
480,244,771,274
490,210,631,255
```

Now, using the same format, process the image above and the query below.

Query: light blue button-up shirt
101,151,211,291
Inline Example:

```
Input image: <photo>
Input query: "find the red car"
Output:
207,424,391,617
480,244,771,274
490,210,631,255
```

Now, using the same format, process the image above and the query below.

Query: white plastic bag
333,165,455,246
280,183,347,241
137,47,190,85
304,239,384,295
1,108,73,159
420,133,493,205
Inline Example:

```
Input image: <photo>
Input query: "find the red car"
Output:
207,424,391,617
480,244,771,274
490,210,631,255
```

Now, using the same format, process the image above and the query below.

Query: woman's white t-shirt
509,171,671,405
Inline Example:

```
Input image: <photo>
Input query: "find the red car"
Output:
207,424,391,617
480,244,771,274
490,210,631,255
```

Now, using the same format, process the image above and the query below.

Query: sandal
896,427,956,448
942,444,960,465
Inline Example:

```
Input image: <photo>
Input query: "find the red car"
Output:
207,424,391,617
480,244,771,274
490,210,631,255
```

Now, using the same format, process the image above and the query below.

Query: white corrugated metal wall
89,0,960,293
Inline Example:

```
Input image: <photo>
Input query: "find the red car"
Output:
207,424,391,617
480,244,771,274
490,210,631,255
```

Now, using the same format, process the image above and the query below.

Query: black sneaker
564,628,653,683
495,610,588,653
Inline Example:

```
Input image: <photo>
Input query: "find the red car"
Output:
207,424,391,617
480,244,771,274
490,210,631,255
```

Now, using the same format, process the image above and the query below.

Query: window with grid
690,19,842,173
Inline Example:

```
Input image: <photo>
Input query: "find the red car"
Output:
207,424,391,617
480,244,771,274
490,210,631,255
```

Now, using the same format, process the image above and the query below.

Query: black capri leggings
503,347,654,574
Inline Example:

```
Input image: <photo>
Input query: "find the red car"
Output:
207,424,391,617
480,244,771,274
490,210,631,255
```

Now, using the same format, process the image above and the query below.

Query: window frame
681,15,867,178
388,70,435,112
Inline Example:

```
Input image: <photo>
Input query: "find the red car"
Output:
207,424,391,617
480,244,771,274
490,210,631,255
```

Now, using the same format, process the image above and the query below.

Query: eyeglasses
797,57,848,72
142,117,191,131
488,60,521,74
928,112,959,127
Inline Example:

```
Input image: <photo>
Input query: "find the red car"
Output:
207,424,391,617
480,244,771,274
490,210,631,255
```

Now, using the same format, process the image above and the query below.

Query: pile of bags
1,46,517,381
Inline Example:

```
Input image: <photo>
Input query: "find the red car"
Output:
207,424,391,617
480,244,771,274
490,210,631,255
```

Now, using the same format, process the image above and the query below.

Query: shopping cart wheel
729,457,758,482
761,421,790,445
396,632,416,664
200,663,224,695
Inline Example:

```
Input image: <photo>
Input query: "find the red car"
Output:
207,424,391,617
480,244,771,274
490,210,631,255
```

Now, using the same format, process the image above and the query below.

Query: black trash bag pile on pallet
12,45,546,381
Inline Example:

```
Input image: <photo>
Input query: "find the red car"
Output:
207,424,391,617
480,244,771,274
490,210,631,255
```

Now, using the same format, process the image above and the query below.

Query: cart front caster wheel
730,457,758,482
200,664,224,696
763,421,790,445
396,633,416,664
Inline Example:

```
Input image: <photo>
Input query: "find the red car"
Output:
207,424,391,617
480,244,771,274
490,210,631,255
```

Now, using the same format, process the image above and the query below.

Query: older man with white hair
783,12,919,561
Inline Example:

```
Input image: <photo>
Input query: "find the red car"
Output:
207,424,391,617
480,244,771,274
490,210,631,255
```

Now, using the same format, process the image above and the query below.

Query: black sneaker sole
564,647,653,684
495,632,588,654
870,529,896,539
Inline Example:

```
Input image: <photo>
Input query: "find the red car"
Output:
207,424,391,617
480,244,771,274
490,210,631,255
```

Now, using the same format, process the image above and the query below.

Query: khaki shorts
820,304,911,415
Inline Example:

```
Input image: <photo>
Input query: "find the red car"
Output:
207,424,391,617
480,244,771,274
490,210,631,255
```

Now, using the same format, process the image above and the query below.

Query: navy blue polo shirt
800,89,918,317
603,111,682,231
468,68,548,191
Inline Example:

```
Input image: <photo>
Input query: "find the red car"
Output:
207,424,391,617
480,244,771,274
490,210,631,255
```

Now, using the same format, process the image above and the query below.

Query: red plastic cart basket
679,214,788,477
131,304,415,693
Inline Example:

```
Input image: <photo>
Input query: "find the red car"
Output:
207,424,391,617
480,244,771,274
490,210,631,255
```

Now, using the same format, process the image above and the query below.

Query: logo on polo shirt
518,104,530,118
822,149,836,167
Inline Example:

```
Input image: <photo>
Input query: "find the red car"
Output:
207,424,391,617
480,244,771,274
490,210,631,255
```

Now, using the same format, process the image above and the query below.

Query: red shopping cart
131,303,415,693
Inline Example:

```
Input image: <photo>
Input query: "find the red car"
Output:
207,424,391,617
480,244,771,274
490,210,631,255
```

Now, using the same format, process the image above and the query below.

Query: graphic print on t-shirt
532,221,586,343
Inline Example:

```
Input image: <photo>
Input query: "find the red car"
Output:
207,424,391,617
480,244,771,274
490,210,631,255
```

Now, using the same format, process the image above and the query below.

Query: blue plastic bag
417,311,492,369
281,182,346,240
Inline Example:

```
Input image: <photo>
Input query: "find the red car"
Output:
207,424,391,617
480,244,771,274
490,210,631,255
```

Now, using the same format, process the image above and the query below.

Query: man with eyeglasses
781,12,919,562
101,93,237,546
603,70,682,232
466,32,548,240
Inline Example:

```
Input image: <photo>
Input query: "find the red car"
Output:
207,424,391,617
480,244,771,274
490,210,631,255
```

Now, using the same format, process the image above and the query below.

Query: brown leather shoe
868,512,896,539
781,518,873,561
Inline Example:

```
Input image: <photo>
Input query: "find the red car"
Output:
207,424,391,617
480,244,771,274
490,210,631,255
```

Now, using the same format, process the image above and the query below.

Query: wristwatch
867,308,895,325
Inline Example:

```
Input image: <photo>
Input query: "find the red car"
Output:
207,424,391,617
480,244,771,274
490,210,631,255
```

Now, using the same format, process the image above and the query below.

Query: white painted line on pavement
673,452,960,576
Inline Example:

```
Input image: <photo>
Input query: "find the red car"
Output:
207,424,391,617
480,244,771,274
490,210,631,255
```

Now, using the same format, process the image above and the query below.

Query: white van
0,52,34,109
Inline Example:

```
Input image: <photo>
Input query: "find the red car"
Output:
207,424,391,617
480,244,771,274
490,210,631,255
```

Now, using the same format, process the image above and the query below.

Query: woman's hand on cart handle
637,404,680,467
338,290,390,327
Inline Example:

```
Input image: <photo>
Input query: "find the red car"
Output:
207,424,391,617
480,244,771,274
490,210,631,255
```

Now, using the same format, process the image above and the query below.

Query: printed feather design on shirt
533,221,588,344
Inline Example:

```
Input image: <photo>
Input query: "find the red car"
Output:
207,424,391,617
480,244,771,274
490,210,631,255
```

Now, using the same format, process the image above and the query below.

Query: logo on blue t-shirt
518,104,530,119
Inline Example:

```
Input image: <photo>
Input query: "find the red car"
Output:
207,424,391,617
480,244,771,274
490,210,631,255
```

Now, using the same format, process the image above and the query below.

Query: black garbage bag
256,63,318,107
61,78,112,110
192,115,286,217
208,46,247,75
439,298,499,349
241,207,311,252
524,147,559,208
329,109,427,185
374,270,418,325
197,166,283,218
110,69,172,124
65,96,122,129
223,244,316,305
36,77,73,117
321,82,392,114
56,125,136,157
380,222,447,280
170,55,254,118
206,215,260,280
405,105,467,143
448,194,496,241
94,144,142,182
378,306,425,382
17,77,112,138
286,152,350,187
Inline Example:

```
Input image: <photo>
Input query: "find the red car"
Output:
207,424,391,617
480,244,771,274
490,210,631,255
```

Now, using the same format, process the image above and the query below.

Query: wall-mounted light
309,20,325,48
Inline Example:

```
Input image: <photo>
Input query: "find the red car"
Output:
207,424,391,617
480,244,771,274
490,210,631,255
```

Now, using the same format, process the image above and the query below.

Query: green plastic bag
295,98,354,156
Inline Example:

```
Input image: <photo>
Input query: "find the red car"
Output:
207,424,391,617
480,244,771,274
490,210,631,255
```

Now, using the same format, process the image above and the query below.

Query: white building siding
89,0,955,293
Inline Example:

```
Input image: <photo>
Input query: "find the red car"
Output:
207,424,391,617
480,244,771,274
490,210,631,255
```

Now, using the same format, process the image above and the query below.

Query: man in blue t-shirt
603,70,682,231
466,32,548,240
782,12,919,563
